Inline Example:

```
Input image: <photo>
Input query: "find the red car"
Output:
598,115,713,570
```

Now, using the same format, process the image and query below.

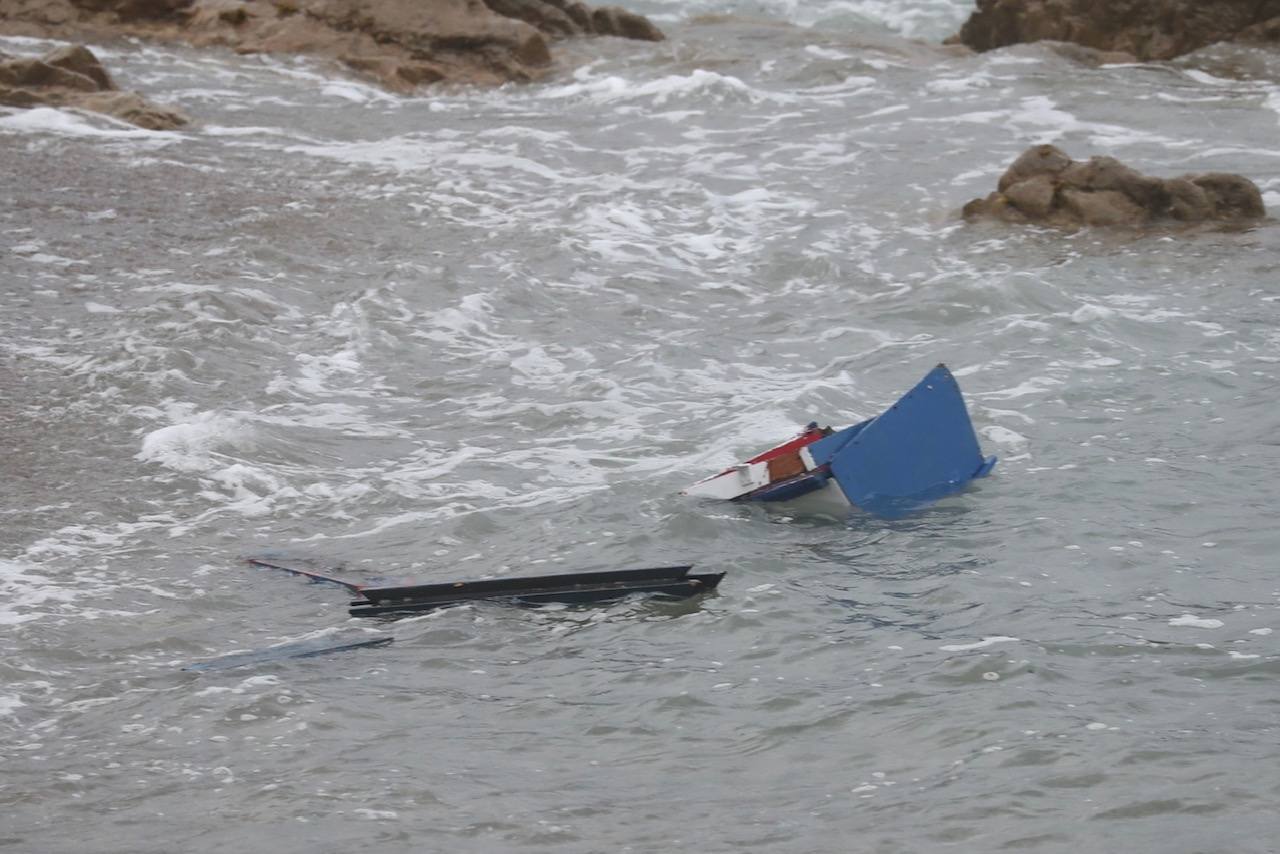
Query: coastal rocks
0,0,665,91
481,0,663,41
0,44,189,129
952,0,1280,61
963,145,1267,228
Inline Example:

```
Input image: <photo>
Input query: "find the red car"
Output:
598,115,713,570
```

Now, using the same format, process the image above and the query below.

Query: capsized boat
681,363,997,519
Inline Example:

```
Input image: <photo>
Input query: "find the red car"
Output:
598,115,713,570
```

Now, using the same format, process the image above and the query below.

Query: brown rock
482,0,583,38
1190,173,1267,219
591,6,664,41
962,191,1027,223
953,0,1280,61
0,57,100,91
1059,156,1169,211
43,43,114,88
0,0,664,89
78,89,189,129
1060,188,1147,226
544,0,592,31
1165,178,1213,221
0,45,188,129
964,145,1267,229
1003,173,1056,218
997,143,1072,192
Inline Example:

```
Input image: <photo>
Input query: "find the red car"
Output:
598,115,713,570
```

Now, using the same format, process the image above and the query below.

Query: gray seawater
5,2,1280,851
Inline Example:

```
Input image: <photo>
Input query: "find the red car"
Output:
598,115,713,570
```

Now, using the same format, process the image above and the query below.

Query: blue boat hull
682,364,997,519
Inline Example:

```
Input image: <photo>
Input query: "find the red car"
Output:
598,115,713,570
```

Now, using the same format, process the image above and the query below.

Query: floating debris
183,634,393,672
682,364,996,518
248,557,724,618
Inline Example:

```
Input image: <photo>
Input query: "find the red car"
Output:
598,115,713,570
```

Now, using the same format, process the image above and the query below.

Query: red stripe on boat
745,426,827,464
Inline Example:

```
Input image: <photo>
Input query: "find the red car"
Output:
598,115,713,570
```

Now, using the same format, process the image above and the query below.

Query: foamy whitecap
0,106,185,144
1169,615,1225,629
137,406,253,475
939,636,1019,652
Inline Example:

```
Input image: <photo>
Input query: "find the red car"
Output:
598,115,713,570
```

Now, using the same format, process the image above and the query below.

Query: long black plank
358,565,697,603
349,569,724,617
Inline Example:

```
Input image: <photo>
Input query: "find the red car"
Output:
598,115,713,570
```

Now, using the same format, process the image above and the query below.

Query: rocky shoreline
0,0,664,94
1,1,1272,226
951,0,1280,62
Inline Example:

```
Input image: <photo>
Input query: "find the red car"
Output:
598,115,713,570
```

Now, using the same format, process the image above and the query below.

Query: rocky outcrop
0,44,189,129
952,0,1280,61
0,0,664,91
963,145,1267,228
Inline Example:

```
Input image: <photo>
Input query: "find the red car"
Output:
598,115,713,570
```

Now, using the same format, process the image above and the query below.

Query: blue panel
828,364,996,519
804,418,871,467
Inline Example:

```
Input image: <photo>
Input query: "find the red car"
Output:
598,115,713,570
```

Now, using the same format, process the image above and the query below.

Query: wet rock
952,0,1280,62
963,145,1267,229
1060,188,1146,227
1191,173,1268,219
0,44,188,129
997,143,1071,192
591,6,664,41
43,43,114,88
1002,173,1055,218
0,0,665,90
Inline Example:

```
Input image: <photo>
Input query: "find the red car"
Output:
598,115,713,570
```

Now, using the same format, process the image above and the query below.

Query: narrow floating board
183,635,393,672
350,565,725,618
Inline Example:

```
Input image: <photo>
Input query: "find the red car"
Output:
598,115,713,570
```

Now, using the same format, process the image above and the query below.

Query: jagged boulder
951,0,1280,61
0,44,188,129
0,0,664,90
963,144,1266,228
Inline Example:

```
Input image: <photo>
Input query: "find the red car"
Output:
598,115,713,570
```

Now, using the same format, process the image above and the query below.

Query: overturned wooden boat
246,557,723,618
681,364,997,519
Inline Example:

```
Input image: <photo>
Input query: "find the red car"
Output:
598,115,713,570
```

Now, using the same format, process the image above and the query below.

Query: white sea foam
1169,615,1224,629
137,405,253,475
0,106,185,144
939,636,1019,652
0,694,25,717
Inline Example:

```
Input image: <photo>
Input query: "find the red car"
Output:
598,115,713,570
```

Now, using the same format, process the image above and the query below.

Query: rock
1060,188,1147,226
0,57,101,91
1058,156,1169,211
482,0,582,38
953,0,1280,61
0,0,665,89
591,6,664,41
1190,173,1267,219
43,43,114,88
997,143,1071,192
78,90,190,129
964,144,1267,229
1002,173,1056,218
0,45,189,129
1165,178,1214,222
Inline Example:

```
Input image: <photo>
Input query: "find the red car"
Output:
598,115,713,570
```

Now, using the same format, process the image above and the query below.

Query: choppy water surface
4,4,1280,851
